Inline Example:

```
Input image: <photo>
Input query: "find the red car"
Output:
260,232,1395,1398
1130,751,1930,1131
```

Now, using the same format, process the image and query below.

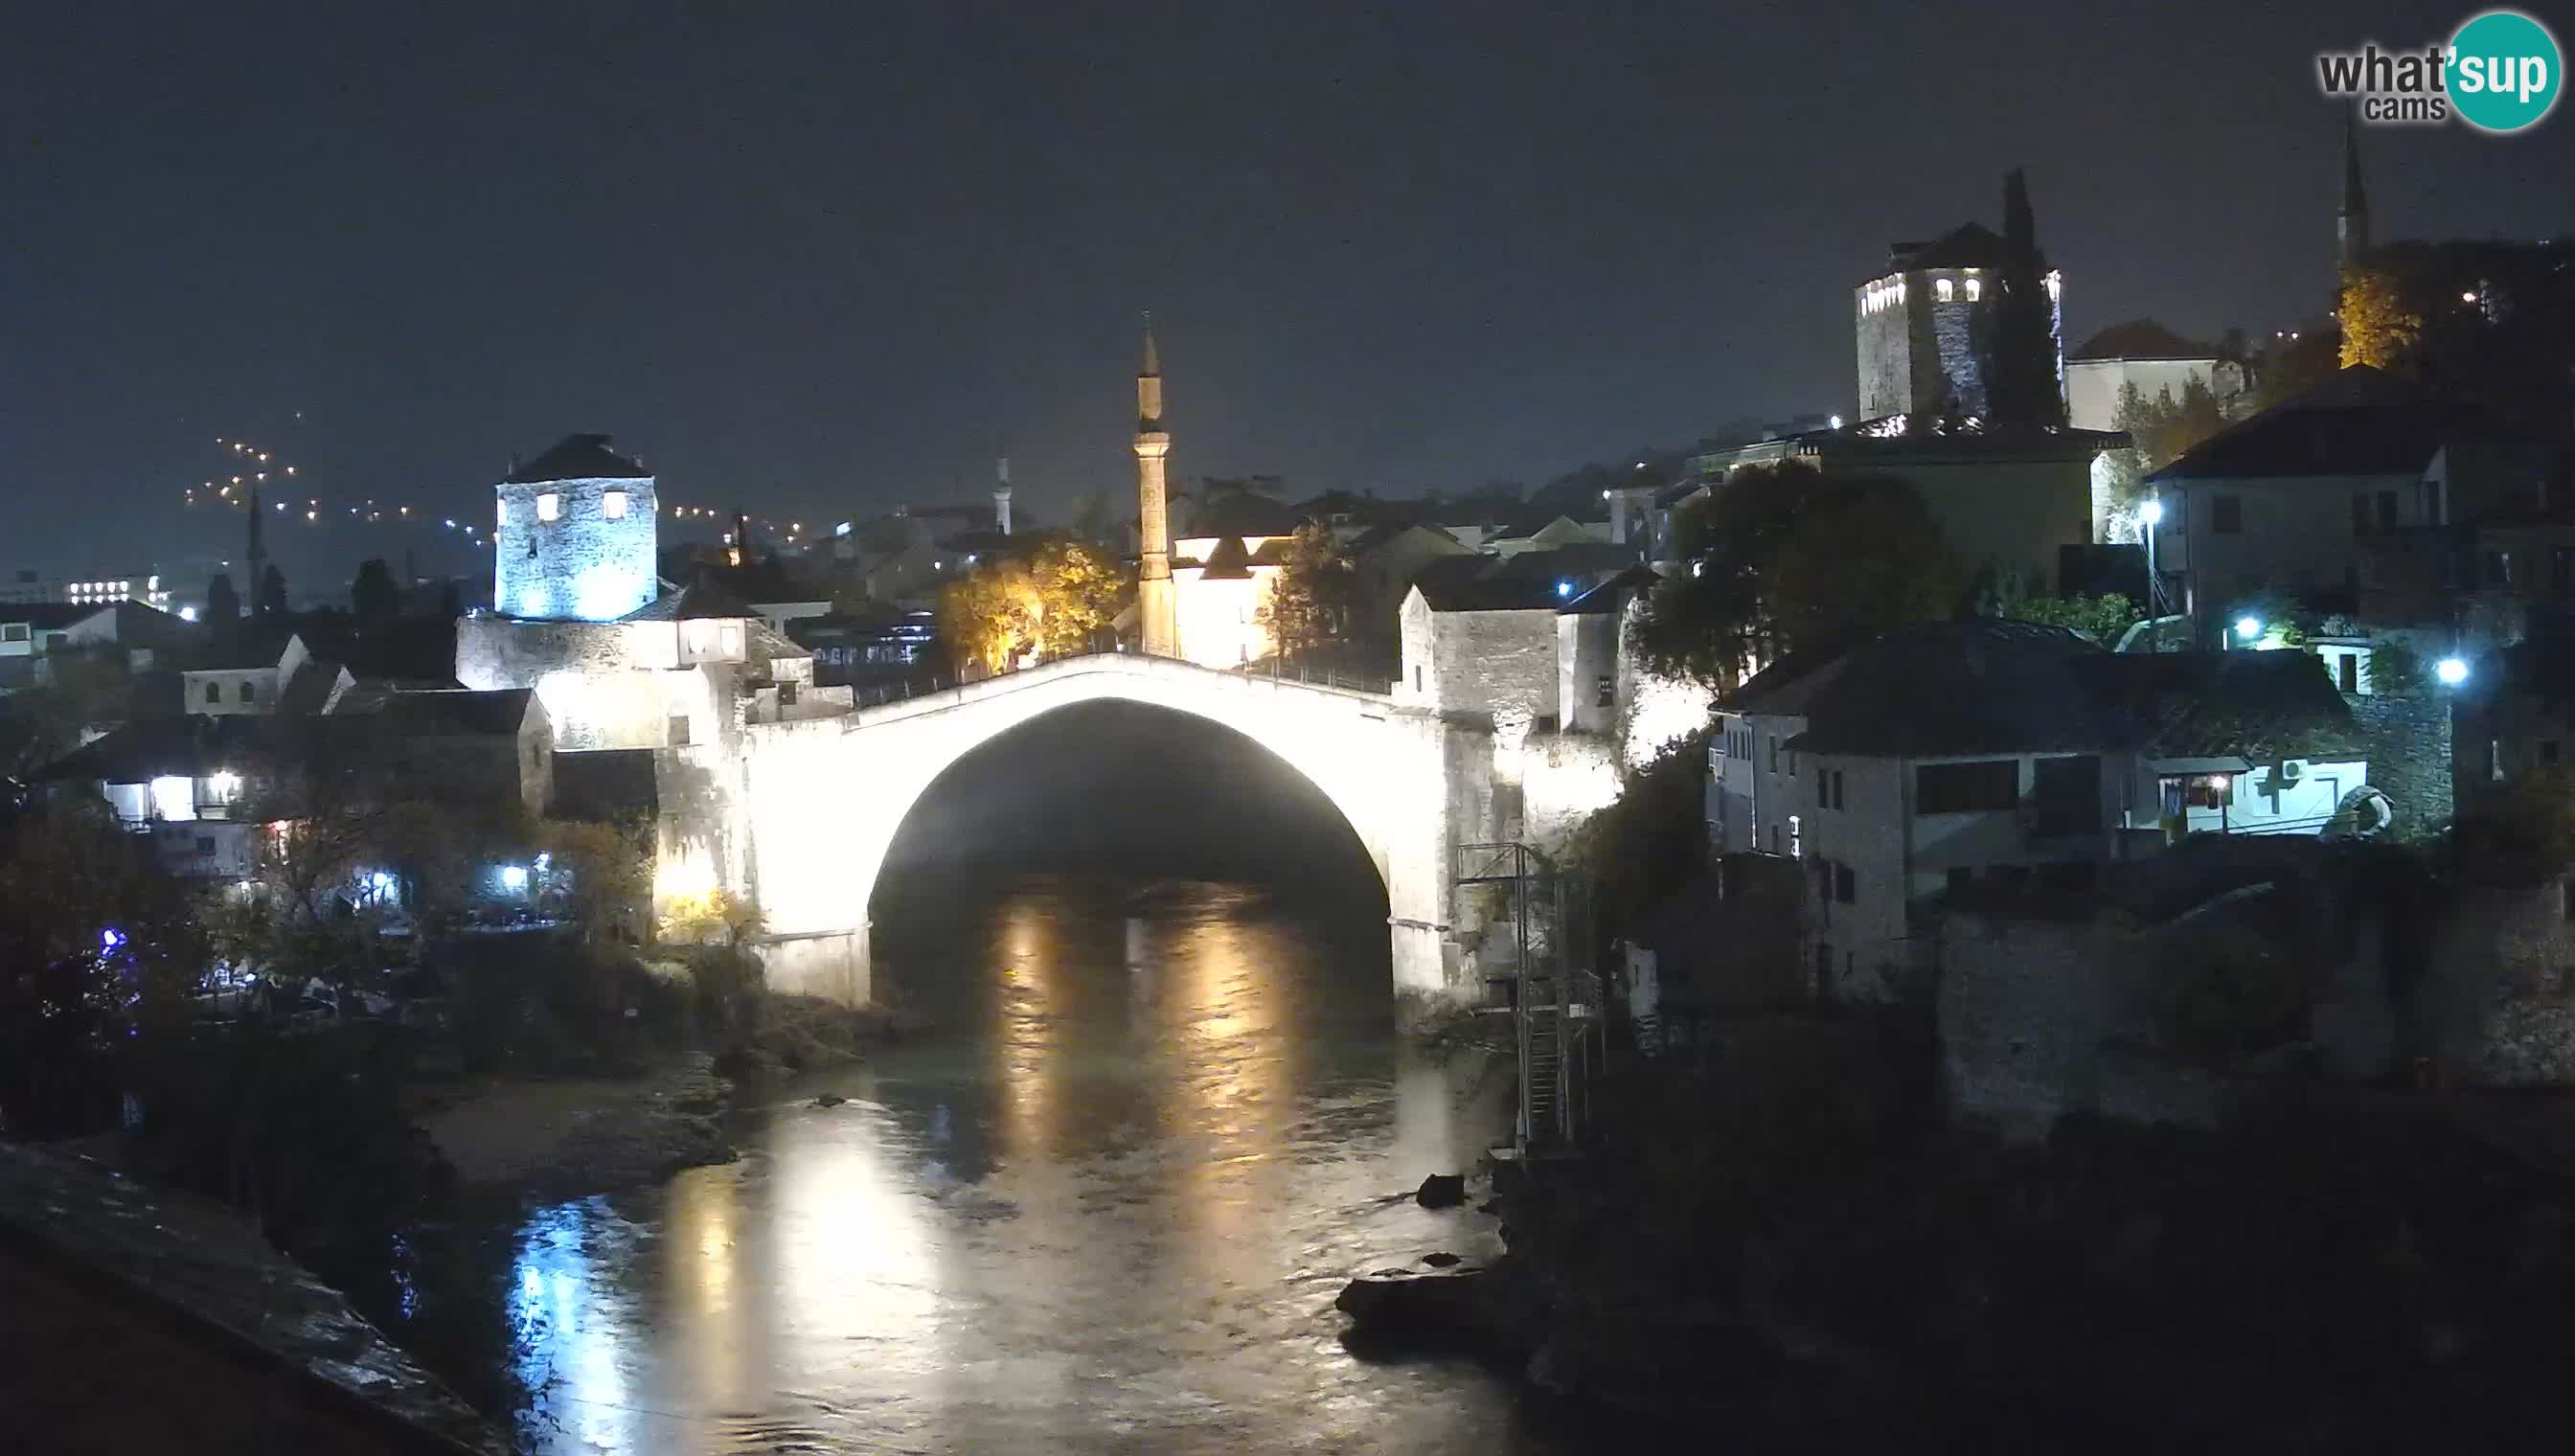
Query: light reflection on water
499,875,1546,1455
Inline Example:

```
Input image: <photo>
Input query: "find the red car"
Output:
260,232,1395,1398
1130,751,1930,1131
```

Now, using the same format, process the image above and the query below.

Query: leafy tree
256,563,288,617
534,817,651,944
0,647,130,781
1980,574,2143,645
1766,479,1964,650
658,886,765,946
1635,466,1964,686
1255,521,1355,662
351,557,398,628
2339,262,2425,371
375,797,528,932
0,800,205,1133
2253,325,2342,411
1029,537,1127,658
938,559,1041,674
2118,376,2226,472
205,572,241,626
1984,168,2065,429
2366,638,2428,695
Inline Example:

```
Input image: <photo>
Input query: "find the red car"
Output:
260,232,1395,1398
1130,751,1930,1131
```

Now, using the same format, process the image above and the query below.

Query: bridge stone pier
715,654,1502,1019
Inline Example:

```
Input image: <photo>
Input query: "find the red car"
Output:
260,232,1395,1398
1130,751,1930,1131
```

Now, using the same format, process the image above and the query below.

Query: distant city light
1829,414,1844,430
178,605,199,622
1556,580,1575,599
499,864,529,891
2462,290,2478,304
101,927,125,953
2235,616,2263,641
2140,498,2164,526
2436,656,2470,686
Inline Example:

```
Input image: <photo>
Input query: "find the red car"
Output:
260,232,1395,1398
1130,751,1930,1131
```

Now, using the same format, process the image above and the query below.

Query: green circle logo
2450,10,2562,132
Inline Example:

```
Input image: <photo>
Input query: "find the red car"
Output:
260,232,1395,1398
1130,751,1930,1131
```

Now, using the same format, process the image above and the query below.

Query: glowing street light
499,864,529,891
2436,656,2470,686
2139,498,2163,526
2235,616,2263,642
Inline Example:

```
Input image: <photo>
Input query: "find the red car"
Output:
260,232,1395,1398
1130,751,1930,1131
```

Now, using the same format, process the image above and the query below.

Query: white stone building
1714,620,2372,1001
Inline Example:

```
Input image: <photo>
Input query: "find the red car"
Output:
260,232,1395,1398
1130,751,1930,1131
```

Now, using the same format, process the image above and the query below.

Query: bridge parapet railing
842,648,1392,710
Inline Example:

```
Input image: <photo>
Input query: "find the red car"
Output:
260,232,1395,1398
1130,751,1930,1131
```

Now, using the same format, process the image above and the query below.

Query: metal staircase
1456,841,1600,1156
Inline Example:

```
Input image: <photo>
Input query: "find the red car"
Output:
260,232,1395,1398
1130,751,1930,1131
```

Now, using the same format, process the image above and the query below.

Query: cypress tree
1986,168,2065,429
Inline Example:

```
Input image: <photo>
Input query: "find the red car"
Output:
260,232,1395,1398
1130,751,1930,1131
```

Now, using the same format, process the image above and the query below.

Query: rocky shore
417,1051,738,1202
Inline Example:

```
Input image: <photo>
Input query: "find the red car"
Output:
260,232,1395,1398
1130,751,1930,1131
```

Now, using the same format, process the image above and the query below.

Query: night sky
5,1,2569,589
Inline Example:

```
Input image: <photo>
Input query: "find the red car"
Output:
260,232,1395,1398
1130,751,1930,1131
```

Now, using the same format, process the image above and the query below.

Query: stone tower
1133,318,1179,657
493,433,659,622
993,454,1014,536
2337,113,2371,268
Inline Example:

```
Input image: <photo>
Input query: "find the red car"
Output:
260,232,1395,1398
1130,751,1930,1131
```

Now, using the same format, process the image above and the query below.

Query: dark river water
475,870,1554,1454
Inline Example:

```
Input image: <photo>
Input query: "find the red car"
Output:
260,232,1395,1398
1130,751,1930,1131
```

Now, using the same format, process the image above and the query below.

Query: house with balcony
1712,620,2370,1002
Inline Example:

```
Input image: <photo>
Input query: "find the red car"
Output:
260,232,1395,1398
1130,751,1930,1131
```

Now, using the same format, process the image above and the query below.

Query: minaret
1133,316,1179,657
2337,113,2371,268
993,454,1014,536
244,482,267,616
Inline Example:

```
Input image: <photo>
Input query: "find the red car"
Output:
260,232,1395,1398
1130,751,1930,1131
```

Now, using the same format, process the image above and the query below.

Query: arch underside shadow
739,656,1472,1012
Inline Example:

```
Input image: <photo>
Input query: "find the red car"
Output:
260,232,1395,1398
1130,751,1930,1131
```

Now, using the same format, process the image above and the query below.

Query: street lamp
2139,497,2164,623
2436,656,2470,686
2235,616,2264,643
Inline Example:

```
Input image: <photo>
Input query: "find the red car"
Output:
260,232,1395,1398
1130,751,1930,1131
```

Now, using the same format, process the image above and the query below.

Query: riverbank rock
1415,1172,1466,1208
812,1092,848,1108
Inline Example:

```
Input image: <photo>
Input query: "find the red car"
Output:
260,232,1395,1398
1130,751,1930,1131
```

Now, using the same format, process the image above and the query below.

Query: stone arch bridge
688,653,1516,1014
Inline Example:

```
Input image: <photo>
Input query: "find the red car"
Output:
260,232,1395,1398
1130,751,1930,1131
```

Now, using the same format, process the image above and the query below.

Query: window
2377,490,2399,530
1935,278,1955,303
239,680,257,704
1916,760,2018,814
1964,277,1982,302
1413,666,1424,693
1767,736,1777,773
668,715,692,746
2029,756,2102,836
603,489,628,520
1815,942,1833,988
1595,674,1614,708
1817,768,1829,806
2159,774,2234,811
2211,495,2243,535
204,681,221,704
1788,814,1802,859
2338,652,2359,694
536,492,562,522
0,623,24,643
2351,493,2371,535
194,835,216,855
2544,739,2564,766
497,499,509,527
2554,547,2574,595
1834,862,1855,903
1831,770,1845,809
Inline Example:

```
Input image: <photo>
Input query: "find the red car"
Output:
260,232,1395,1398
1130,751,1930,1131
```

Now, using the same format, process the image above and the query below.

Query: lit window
536,492,561,522
603,489,628,520
1935,278,1954,303
1965,278,1982,302
497,500,509,527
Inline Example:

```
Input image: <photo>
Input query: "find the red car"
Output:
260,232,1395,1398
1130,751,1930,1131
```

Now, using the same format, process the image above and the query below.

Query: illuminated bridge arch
725,653,1487,1011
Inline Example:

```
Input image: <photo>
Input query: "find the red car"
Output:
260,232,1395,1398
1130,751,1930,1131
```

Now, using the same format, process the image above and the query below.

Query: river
467,869,1556,1454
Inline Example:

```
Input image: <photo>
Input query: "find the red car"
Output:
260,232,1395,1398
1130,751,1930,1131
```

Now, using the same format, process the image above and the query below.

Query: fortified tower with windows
1854,224,2064,422
492,433,659,623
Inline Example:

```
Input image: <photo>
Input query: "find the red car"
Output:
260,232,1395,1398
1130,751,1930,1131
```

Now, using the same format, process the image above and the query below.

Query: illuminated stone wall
494,474,659,623
732,654,1500,1014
